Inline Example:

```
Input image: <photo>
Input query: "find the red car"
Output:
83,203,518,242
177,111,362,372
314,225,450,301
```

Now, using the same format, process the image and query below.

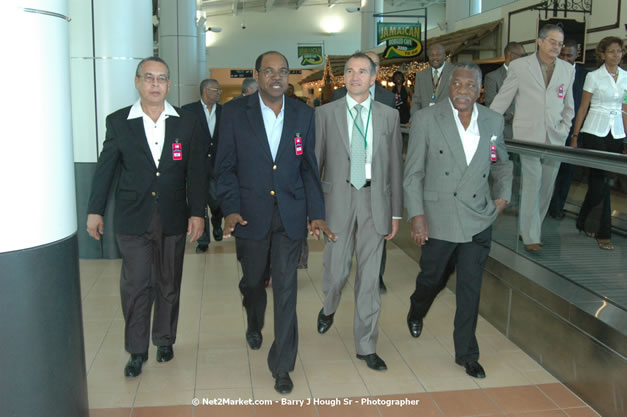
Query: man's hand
223,213,248,238
87,214,104,241
495,199,508,215
310,219,337,241
187,216,204,242
410,215,429,246
384,218,400,241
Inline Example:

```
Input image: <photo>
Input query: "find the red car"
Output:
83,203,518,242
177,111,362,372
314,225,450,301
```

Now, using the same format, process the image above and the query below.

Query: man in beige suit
411,43,454,114
490,24,575,251
404,63,513,379
315,52,403,371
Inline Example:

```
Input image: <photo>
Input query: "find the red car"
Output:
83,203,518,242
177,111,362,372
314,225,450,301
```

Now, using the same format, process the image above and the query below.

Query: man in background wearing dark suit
548,39,588,219
86,57,206,377
331,50,396,293
183,79,223,251
216,51,334,394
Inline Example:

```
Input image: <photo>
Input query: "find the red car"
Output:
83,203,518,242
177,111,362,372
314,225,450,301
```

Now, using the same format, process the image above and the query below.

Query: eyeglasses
205,87,222,93
259,68,290,78
140,73,169,84
543,38,564,48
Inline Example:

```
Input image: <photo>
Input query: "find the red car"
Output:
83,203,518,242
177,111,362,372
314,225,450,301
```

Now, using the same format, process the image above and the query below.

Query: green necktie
350,103,366,189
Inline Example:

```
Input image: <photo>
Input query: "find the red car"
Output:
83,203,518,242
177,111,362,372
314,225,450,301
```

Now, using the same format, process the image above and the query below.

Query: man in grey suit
331,51,396,108
490,24,575,251
484,42,526,140
411,43,453,114
315,52,403,371
404,63,513,379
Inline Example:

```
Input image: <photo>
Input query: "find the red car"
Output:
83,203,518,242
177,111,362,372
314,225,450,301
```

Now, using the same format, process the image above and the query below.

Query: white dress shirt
202,100,217,137
449,99,480,165
127,100,179,167
345,94,374,179
580,65,626,139
258,93,285,160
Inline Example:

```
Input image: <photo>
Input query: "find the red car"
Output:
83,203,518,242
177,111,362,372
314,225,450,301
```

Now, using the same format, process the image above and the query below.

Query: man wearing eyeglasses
490,24,575,252
86,57,206,377
216,51,334,394
183,79,224,251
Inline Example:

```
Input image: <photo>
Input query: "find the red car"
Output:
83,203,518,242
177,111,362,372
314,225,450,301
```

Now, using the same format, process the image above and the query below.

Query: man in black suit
216,51,334,394
86,57,206,377
331,50,396,293
549,39,588,218
183,79,223,251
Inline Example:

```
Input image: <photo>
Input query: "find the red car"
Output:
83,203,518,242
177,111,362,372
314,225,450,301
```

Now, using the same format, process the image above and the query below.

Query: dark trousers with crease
198,178,223,246
116,208,186,355
409,227,491,363
236,203,302,375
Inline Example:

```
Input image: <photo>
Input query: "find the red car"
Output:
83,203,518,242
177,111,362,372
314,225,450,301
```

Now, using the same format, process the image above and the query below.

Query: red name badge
172,142,182,160
294,134,303,156
557,84,564,99
490,144,497,162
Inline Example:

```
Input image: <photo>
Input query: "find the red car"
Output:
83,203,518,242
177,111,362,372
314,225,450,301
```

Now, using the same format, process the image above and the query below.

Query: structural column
69,0,152,259
159,0,198,106
360,0,384,51
0,3,87,416
197,16,208,81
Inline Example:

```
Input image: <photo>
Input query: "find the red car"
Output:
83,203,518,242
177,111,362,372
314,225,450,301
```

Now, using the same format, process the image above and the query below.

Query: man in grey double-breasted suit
315,52,403,371
404,63,513,379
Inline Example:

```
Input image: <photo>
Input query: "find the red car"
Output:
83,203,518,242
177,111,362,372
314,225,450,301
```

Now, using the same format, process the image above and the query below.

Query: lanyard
432,68,443,99
347,102,371,149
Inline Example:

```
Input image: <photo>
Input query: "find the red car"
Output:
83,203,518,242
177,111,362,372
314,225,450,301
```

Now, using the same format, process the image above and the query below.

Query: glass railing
492,139,627,311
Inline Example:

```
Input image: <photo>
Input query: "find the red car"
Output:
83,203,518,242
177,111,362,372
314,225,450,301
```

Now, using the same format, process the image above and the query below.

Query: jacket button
208,154,212,158
156,172,160,177
273,165,277,170
445,172,449,176
270,190,275,196
210,142,214,146
483,174,486,178
473,194,476,198
151,191,156,197
439,150,443,154
453,192,457,196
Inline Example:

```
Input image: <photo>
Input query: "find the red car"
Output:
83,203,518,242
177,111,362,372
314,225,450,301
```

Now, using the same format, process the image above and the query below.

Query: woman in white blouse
571,37,626,250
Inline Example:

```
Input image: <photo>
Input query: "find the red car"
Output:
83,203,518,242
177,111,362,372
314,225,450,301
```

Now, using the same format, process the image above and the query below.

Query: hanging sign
298,46,324,65
377,23,422,59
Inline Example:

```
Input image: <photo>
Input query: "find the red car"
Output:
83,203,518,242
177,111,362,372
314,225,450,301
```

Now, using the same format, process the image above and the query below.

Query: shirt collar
258,92,285,115
503,63,509,71
127,99,179,120
346,93,372,112
201,99,216,116
448,98,478,124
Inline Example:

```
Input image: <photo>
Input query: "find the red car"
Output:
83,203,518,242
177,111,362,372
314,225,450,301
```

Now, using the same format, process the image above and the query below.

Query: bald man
411,43,453,114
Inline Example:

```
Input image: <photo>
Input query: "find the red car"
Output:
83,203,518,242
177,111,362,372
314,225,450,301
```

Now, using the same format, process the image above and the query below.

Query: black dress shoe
356,353,387,371
212,225,223,241
317,308,334,334
196,244,208,253
456,360,486,379
156,345,174,362
273,372,293,394
246,329,262,350
407,312,423,338
379,276,387,293
124,353,148,377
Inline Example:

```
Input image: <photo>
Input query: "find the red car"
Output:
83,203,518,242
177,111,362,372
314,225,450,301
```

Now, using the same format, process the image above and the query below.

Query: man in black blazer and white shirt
87,57,206,377
183,79,224,251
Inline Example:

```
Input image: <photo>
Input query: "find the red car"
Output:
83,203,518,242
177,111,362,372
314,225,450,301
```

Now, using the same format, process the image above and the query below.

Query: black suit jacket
331,83,397,108
568,64,588,143
215,94,325,241
182,100,222,178
87,105,207,236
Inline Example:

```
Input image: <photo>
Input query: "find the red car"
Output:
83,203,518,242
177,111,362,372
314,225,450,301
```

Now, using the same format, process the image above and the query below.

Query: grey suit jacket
315,97,403,235
484,65,514,140
490,54,575,145
331,83,397,108
410,62,453,114
403,100,513,243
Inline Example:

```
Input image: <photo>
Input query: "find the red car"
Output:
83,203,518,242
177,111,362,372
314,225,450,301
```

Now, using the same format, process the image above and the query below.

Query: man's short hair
538,23,564,40
136,56,170,78
452,62,483,88
344,52,377,75
241,78,257,94
504,42,524,56
199,78,218,95
562,39,578,50
255,51,289,72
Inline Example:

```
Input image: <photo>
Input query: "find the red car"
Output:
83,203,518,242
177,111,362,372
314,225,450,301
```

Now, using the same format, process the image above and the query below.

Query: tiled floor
82,237,601,417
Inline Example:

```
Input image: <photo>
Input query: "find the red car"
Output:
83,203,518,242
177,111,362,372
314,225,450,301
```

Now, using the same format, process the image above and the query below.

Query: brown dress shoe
524,244,542,252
